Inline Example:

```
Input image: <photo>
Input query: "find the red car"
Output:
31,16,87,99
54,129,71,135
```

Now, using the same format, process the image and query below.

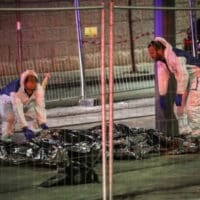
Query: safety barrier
0,1,198,107
0,0,156,107
0,1,200,200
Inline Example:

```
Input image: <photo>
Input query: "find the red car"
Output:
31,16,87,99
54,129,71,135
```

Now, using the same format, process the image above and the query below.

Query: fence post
16,0,22,75
154,0,179,137
128,0,136,73
74,0,85,100
188,0,197,57
100,1,107,200
109,1,114,199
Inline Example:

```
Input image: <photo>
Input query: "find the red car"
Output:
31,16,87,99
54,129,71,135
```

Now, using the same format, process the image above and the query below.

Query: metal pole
0,6,104,12
100,1,107,200
114,5,200,11
189,0,197,57
154,0,178,137
154,0,164,132
109,1,114,200
128,0,136,73
16,0,22,74
0,6,200,12
74,0,85,100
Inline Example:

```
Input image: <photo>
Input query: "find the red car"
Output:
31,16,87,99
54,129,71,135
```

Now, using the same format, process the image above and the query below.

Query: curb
47,97,155,118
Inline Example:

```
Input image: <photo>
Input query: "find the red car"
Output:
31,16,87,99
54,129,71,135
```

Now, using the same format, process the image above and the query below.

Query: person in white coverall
0,70,49,142
148,37,200,136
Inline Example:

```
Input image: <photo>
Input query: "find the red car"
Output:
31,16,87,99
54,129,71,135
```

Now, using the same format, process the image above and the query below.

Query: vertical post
109,1,114,200
16,0,22,74
154,0,178,137
154,0,165,133
100,1,107,200
162,0,176,45
128,0,136,73
188,0,197,57
74,0,85,100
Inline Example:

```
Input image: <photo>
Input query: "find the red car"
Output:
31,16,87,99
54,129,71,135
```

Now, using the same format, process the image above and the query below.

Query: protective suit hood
20,70,39,90
154,37,172,50
155,37,181,73
154,37,175,63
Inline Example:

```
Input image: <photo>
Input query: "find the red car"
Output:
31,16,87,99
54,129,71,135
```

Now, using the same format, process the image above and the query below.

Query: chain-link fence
0,1,199,106
1,1,200,200
0,0,156,107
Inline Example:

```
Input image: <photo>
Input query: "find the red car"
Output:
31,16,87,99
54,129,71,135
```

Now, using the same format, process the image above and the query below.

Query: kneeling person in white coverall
0,70,49,142
148,37,200,136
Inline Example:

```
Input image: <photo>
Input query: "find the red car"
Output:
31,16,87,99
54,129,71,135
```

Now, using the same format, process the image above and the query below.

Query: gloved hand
175,94,182,106
23,127,35,141
40,123,49,130
159,95,167,110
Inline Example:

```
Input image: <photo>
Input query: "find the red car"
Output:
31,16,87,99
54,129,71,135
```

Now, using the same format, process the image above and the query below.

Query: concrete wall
0,0,196,75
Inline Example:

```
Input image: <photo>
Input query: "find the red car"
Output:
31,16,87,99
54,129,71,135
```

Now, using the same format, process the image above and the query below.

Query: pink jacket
11,70,46,128
155,37,189,95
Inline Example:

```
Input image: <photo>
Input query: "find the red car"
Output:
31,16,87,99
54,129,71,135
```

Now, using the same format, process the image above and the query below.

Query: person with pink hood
0,70,49,142
148,37,200,136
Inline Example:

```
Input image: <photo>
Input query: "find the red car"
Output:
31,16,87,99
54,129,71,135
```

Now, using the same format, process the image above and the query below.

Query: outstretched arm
42,73,51,91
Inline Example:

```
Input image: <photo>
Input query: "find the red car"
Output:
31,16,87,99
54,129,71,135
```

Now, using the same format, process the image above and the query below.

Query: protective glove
23,127,35,141
159,95,167,110
40,123,49,130
175,94,182,106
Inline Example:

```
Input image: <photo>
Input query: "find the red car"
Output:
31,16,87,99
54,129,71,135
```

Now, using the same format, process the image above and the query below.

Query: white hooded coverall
155,37,200,136
0,70,47,138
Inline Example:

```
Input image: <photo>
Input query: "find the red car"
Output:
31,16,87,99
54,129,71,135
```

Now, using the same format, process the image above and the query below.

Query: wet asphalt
1,98,200,199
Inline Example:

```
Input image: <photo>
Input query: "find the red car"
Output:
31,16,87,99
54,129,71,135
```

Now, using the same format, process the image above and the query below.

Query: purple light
154,0,163,37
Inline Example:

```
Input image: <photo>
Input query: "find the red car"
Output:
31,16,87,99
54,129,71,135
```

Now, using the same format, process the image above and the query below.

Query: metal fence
0,1,104,106
0,1,199,106
1,1,200,200
109,1,200,200
0,0,156,107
